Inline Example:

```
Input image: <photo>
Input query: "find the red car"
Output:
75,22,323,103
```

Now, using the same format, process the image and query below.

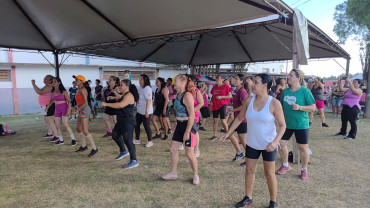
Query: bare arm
266,99,286,152
162,88,169,112
194,90,204,112
275,85,282,94
338,80,350,93
32,81,52,95
346,78,362,96
102,93,134,109
63,91,72,116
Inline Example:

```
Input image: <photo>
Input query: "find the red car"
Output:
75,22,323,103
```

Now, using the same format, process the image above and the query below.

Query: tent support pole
345,58,350,78
54,51,60,78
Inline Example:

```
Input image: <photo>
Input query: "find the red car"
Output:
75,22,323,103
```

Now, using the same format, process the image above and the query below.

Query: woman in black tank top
152,77,170,140
102,79,140,169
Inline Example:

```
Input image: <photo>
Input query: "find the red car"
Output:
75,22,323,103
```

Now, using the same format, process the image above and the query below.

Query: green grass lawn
0,113,369,207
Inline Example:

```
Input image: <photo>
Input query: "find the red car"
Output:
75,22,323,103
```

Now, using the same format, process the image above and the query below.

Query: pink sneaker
276,164,291,175
162,172,177,180
299,169,309,180
193,174,200,185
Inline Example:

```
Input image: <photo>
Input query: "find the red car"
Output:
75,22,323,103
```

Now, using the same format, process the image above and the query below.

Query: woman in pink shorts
309,78,329,127
46,77,77,146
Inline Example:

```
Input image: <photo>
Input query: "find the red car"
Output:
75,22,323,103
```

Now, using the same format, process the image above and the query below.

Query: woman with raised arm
102,76,120,137
162,74,199,185
72,75,98,157
221,73,285,208
335,77,362,139
309,77,329,127
102,79,139,169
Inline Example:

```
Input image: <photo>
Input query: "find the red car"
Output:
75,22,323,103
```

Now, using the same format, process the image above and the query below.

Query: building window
103,70,155,80
262,68,269,73
0,70,11,81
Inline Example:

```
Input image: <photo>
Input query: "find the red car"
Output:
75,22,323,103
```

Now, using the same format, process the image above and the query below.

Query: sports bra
75,94,84,105
52,93,66,102
174,91,188,117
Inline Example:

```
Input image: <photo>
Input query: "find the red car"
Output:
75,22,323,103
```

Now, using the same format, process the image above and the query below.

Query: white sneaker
145,141,153,147
178,144,184,151
133,139,140,145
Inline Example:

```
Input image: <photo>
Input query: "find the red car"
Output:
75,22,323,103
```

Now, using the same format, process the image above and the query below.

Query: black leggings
135,113,153,141
340,105,360,138
112,121,136,160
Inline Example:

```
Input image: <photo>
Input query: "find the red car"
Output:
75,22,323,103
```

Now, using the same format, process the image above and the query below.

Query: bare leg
213,118,219,137
54,117,62,137
263,160,277,202
44,116,52,135
238,133,247,151
46,116,58,136
297,143,309,169
220,119,229,133
76,117,86,147
62,116,75,140
185,146,198,175
82,118,96,150
318,108,326,123
245,158,258,197
103,113,112,132
152,115,160,135
169,141,182,174
200,118,207,128
228,132,242,153
278,140,289,164
112,115,117,125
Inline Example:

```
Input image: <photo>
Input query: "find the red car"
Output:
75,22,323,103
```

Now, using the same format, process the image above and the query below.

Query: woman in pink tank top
335,77,363,139
193,81,204,158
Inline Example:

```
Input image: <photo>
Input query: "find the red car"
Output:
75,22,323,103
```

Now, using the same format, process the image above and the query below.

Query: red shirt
211,84,231,110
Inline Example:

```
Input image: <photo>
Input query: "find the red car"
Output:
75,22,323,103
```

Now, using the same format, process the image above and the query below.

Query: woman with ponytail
162,74,199,185
276,69,315,180
102,76,120,137
102,80,139,169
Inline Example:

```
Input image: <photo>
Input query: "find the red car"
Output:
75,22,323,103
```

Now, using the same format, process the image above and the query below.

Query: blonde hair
291,69,306,87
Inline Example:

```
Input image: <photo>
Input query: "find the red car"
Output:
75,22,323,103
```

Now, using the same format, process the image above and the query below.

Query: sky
282,0,363,78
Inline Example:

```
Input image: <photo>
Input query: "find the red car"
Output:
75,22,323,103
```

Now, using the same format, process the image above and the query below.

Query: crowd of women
31,69,364,208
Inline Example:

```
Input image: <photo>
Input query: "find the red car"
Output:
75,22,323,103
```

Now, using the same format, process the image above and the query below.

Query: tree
333,0,370,117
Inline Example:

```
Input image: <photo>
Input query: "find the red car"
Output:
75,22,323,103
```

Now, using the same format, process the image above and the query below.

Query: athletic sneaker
269,200,278,208
178,144,184,151
336,115,340,119
75,146,88,152
309,122,312,126
321,123,329,127
49,137,58,143
152,133,161,139
209,136,217,141
276,164,292,175
162,135,168,140
299,169,309,180
71,140,77,146
145,141,153,147
115,151,130,160
331,114,336,118
235,196,254,207
133,139,140,144
43,134,54,139
335,132,346,136
54,140,64,146
240,161,246,167
123,160,139,169
220,128,226,133
103,132,112,137
88,148,98,157
344,136,354,139
199,126,206,131
168,129,173,134
232,152,245,162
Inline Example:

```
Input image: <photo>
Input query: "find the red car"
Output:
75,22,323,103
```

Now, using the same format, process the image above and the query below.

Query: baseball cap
73,75,86,83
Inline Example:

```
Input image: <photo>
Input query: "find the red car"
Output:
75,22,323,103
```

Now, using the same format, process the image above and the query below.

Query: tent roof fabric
0,0,349,65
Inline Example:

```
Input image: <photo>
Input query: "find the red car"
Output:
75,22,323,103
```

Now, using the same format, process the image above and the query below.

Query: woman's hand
183,131,190,141
101,102,107,107
219,134,229,143
265,141,277,152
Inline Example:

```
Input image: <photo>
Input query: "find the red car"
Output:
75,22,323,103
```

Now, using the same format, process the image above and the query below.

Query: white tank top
246,96,277,150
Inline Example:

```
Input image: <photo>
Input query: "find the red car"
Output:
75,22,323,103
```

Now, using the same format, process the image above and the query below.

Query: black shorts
71,99,77,107
281,128,309,144
104,106,116,115
45,103,55,117
200,107,210,118
153,108,169,117
234,121,247,134
212,104,227,119
245,145,277,162
172,120,198,147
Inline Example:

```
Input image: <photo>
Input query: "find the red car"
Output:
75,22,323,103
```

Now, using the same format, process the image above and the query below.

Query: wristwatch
299,106,303,111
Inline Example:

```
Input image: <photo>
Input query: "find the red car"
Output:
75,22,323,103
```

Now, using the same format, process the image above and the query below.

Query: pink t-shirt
342,89,361,109
211,84,231,110
39,93,51,107
168,85,175,100
202,91,208,107
360,93,366,102
233,87,248,123
194,88,201,123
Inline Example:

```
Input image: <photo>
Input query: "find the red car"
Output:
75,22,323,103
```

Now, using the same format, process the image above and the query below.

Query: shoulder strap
180,91,187,106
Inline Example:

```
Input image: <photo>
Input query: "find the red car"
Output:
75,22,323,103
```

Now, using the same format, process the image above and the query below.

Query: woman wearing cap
276,69,316,180
101,76,120,137
335,77,362,139
221,74,285,208
162,74,199,185
45,77,77,146
309,77,329,127
72,75,98,157
102,79,139,169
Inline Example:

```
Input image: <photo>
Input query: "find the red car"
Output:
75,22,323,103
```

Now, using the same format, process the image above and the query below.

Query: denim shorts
332,98,343,106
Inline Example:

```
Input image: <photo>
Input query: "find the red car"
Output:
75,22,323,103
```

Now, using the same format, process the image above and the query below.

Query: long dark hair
52,77,66,93
83,81,92,104
255,73,273,93
122,79,139,102
140,74,151,88
157,77,166,91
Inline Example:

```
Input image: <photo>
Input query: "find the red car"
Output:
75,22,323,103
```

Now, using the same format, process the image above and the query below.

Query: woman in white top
221,74,286,208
